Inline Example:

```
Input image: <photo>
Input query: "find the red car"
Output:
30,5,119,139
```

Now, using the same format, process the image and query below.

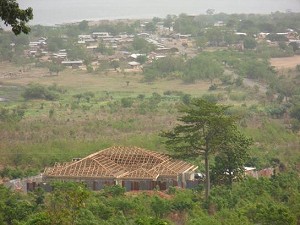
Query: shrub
209,84,218,91
0,167,39,179
246,202,296,225
220,74,234,85
229,92,247,101
73,92,95,103
151,196,171,218
22,83,59,101
202,94,219,103
121,97,134,108
163,90,184,96
137,94,145,101
87,65,94,73
235,77,243,87
0,107,25,122
103,185,125,197
181,94,191,105
48,83,67,94
267,105,286,118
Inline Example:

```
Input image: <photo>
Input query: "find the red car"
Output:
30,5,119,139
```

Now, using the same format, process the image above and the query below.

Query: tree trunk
204,150,210,200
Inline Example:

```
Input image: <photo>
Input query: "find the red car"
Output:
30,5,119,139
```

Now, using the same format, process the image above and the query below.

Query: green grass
0,63,299,171
243,120,298,145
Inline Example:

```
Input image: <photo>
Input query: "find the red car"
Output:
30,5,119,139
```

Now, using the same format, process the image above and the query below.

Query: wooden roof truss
44,146,197,180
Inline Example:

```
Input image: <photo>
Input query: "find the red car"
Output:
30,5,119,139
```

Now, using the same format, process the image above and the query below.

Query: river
18,0,300,25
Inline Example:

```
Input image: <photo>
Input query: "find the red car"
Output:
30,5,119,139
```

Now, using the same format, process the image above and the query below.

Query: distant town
20,15,299,75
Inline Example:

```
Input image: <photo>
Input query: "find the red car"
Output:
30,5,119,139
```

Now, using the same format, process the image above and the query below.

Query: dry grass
270,55,300,69
0,63,211,96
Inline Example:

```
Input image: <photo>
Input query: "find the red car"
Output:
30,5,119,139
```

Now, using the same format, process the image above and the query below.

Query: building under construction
43,146,199,191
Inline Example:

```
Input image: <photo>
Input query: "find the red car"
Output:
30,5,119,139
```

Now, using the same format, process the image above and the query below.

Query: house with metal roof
43,146,198,191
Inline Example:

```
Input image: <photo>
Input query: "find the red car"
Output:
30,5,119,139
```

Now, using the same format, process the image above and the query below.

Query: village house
61,60,84,68
51,49,68,60
77,34,97,45
129,53,146,61
137,32,150,38
244,167,258,178
214,21,226,27
78,34,92,41
128,61,142,70
244,167,277,178
174,33,192,40
235,32,247,37
43,146,199,191
92,32,113,39
26,37,48,57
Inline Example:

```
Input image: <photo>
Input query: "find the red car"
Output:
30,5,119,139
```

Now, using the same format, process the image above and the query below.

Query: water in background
18,0,300,25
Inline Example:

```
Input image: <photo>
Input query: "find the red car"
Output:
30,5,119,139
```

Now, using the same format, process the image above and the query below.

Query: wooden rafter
43,146,197,180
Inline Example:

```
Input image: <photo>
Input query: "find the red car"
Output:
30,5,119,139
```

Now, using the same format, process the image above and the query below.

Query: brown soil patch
270,55,300,69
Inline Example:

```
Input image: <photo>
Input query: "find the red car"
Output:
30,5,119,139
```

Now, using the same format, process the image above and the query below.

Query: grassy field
0,65,211,95
0,62,299,174
0,63,210,169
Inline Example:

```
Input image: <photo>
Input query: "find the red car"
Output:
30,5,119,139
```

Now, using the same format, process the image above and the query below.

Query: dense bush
0,107,25,122
22,83,60,101
0,172,299,224
121,97,134,108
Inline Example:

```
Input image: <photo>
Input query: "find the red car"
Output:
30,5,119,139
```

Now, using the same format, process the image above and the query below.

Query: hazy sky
18,0,300,25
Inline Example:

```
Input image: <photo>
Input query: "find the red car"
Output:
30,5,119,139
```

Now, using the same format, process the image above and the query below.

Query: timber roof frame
43,146,198,181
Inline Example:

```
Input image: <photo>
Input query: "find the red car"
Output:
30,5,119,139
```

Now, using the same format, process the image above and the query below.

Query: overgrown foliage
22,83,65,101
0,0,33,34
0,172,300,224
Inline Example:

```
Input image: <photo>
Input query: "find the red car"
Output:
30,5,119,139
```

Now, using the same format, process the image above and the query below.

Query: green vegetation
22,83,64,101
132,37,155,53
161,99,252,199
0,106,25,122
0,0,33,34
0,172,299,224
1,11,300,225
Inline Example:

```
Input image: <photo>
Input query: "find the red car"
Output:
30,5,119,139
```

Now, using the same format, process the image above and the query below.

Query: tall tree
212,128,252,186
161,98,236,199
0,0,33,34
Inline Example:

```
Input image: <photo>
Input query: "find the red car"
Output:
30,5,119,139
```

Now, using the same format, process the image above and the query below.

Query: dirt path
270,55,300,69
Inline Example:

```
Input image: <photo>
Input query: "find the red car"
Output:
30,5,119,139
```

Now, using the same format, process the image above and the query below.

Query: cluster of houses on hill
24,23,195,72
22,18,300,73
212,19,299,45
73,29,195,71
27,37,48,57
256,29,300,47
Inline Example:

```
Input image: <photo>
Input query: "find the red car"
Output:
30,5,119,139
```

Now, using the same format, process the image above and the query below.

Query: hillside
0,12,300,225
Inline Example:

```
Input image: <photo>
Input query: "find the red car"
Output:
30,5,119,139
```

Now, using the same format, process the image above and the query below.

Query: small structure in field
43,146,198,191
244,167,258,178
128,61,141,69
61,60,83,68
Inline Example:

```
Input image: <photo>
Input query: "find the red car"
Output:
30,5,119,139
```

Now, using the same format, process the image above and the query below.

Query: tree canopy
0,0,33,34
161,99,240,199
212,128,252,186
